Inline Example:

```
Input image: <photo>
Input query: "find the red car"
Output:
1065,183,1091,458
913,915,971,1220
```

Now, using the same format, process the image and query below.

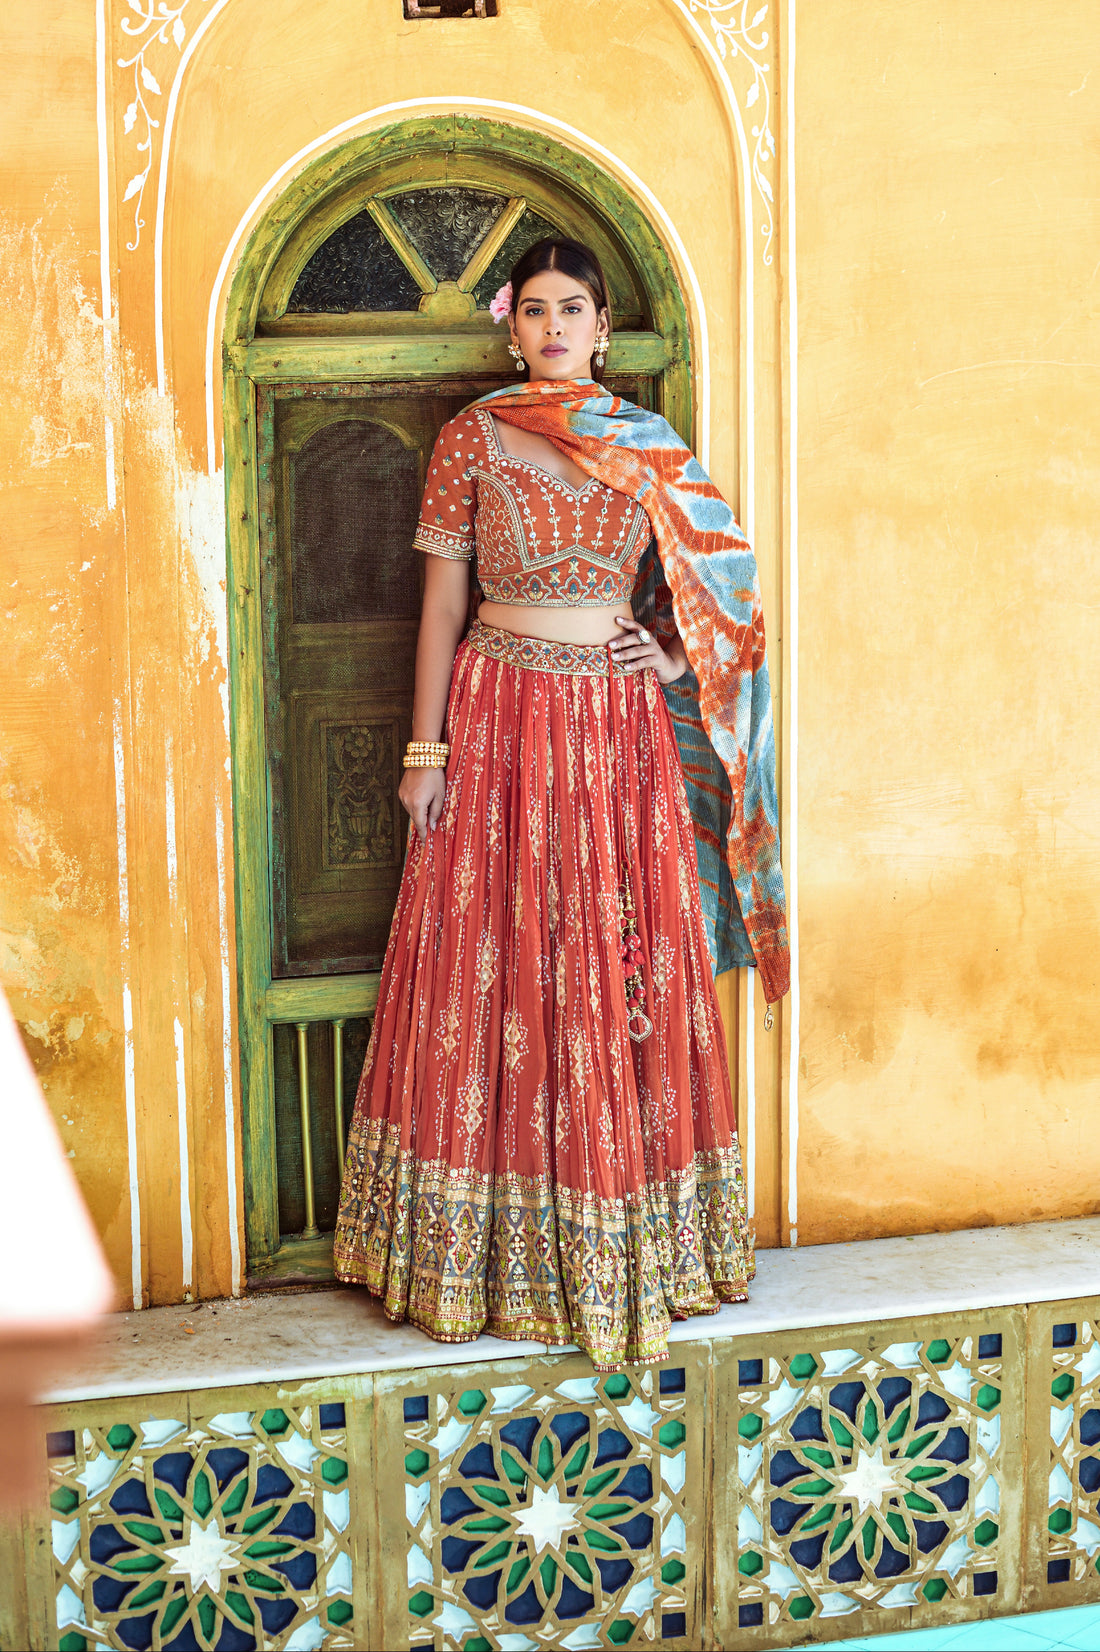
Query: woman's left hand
608,615,687,687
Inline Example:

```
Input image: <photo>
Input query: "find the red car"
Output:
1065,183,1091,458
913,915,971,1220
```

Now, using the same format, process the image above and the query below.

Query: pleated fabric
333,621,754,1369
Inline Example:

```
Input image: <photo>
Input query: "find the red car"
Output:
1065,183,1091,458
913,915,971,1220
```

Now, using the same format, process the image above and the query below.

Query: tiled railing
8,1228,1100,1650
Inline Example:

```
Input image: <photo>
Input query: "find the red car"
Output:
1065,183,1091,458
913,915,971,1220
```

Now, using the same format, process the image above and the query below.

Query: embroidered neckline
481,410,602,499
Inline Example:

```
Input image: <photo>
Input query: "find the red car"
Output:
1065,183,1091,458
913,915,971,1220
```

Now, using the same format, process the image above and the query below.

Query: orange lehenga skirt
333,618,754,1369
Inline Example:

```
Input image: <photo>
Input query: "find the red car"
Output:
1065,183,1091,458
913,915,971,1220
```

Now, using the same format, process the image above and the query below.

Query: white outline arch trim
199,96,764,1230
155,0,236,396
784,0,800,1246
151,0,759,514
201,101,728,493
145,0,762,427
665,0,757,540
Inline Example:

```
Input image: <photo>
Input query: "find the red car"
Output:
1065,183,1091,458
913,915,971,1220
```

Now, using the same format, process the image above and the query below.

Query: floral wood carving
325,722,399,871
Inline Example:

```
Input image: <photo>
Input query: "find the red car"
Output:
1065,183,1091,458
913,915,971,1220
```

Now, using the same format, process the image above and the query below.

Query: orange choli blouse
412,408,651,606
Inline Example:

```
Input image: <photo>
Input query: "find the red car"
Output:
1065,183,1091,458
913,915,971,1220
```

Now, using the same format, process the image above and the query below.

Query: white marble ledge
39,1217,1100,1405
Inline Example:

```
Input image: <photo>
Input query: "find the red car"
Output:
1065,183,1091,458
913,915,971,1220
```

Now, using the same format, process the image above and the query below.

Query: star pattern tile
733,1330,1010,1640
399,1361,696,1646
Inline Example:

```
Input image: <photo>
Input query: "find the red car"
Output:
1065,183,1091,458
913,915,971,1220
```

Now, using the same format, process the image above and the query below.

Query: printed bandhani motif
474,379,789,1002
334,635,755,1369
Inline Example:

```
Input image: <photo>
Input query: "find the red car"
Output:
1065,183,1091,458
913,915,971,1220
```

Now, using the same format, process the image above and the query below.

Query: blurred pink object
0,989,115,1508
488,281,512,322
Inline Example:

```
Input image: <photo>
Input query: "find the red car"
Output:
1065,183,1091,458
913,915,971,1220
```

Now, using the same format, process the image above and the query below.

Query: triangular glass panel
472,207,561,309
387,187,507,283
288,211,422,312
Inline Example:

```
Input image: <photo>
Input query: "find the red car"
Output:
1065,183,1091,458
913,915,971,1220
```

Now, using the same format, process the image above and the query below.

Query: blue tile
998,1606,1100,1647
942,1627,1068,1650
1062,1616,1100,1651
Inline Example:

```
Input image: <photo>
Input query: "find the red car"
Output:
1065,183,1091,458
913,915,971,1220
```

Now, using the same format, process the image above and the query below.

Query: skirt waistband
465,617,631,678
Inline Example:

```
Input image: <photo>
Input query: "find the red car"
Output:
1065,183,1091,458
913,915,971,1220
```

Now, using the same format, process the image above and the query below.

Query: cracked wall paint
0,149,130,1274
0,207,114,516
177,464,230,674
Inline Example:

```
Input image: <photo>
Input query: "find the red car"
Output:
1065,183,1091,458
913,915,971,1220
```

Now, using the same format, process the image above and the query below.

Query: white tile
947,1627,1068,1650
39,1216,1100,1402
668,1217,1100,1344
40,1289,552,1402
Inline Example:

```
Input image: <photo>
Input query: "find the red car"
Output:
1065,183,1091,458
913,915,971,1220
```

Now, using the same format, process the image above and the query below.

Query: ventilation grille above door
403,1,498,15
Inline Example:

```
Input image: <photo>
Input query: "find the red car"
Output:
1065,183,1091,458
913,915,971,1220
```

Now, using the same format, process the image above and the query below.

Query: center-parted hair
508,237,613,382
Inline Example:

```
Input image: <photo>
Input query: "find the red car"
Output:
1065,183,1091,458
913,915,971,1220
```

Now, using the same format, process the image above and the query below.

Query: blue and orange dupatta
474,378,790,1005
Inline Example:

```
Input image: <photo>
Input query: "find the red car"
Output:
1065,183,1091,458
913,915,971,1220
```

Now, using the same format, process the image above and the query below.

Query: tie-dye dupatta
475,378,790,1004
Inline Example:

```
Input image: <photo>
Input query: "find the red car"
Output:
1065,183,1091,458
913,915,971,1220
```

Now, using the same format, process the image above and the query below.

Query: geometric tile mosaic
18,1295,1100,1651
382,1358,701,1650
1044,1318,1100,1595
725,1322,1023,1645
47,1400,354,1651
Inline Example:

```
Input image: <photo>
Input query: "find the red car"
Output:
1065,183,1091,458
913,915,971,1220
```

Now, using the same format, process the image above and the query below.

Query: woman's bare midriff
476,599,634,646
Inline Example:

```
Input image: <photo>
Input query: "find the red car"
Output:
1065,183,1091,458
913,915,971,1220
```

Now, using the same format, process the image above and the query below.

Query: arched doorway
224,116,695,1282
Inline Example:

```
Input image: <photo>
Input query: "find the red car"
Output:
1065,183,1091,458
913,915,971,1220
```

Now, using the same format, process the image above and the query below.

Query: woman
334,238,788,1370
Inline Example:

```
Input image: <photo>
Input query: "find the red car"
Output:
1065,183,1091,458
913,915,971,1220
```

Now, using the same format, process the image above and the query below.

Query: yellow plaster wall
0,3,133,1281
794,2,1100,1240
0,0,759,1304
0,0,1096,1307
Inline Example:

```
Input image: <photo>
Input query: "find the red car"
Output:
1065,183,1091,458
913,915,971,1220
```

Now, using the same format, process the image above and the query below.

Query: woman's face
509,267,608,382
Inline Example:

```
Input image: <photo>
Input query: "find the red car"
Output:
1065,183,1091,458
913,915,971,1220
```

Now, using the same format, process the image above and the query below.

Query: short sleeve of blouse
412,415,482,561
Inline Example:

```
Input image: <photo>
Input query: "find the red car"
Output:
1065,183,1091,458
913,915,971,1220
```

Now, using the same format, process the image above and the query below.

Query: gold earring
594,334,608,368
508,343,525,370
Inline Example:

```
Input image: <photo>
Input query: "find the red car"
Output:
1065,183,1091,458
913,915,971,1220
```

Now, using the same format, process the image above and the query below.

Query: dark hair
508,237,612,382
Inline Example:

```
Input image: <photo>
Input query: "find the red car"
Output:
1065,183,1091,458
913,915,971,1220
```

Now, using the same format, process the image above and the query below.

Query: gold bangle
403,738,450,770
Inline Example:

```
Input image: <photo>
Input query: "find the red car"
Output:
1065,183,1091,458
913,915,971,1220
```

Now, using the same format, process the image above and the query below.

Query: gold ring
639,628,652,645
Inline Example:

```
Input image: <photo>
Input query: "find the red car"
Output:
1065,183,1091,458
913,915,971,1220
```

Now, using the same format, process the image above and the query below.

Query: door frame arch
224,116,702,1278
223,115,693,434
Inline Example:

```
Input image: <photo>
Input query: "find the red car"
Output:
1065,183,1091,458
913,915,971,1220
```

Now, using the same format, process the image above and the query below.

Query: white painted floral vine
688,0,776,264
117,0,214,251
116,0,777,265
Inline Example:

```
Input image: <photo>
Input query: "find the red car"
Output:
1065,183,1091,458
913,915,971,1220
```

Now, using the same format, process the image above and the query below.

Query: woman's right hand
399,766,447,843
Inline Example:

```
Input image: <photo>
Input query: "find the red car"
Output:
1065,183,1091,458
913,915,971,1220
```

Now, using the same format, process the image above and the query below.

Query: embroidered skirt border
333,1119,754,1370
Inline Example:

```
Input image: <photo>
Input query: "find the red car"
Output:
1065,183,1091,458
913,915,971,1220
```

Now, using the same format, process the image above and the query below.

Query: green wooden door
225,120,694,1283
262,377,653,979
263,390,468,977
259,387,473,1253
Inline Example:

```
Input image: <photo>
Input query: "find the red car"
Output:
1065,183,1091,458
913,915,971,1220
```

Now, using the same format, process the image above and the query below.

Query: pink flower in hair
488,282,513,323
